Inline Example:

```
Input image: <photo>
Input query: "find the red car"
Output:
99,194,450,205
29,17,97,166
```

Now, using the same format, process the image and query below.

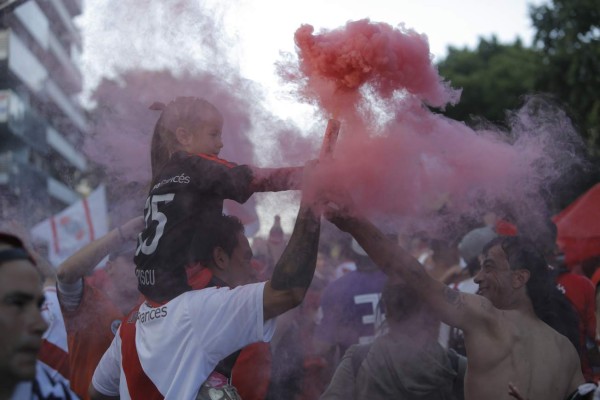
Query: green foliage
530,0,600,154
436,0,600,158
437,36,542,127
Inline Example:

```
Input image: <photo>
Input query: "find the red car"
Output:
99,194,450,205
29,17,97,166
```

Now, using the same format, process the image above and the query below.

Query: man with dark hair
0,232,78,400
186,214,256,290
326,206,586,400
481,237,580,353
90,163,322,400
186,214,271,399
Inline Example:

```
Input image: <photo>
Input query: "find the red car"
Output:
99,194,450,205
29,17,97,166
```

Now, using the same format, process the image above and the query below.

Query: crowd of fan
2,205,600,400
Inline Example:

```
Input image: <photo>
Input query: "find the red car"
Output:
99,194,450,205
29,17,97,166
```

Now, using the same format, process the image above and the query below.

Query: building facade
0,0,88,225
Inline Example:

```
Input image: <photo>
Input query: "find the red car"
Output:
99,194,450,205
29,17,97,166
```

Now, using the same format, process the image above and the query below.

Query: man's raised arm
57,216,143,284
325,206,492,331
262,164,322,321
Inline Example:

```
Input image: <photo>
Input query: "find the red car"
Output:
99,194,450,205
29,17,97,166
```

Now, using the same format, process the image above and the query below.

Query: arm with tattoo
263,194,322,321
270,205,321,290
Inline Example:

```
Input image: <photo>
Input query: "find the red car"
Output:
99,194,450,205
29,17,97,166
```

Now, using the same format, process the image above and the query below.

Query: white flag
31,185,109,267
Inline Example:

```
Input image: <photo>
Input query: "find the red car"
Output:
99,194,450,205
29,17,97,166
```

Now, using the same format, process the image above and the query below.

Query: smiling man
326,206,587,400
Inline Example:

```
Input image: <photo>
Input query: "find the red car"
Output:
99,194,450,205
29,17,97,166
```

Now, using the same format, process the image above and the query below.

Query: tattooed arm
325,207,496,332
262,165,322,321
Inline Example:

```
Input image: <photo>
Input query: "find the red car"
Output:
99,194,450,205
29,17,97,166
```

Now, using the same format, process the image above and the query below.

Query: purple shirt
315,269,387,352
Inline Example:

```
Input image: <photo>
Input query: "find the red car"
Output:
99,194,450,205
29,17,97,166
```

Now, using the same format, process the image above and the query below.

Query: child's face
187,109,224,156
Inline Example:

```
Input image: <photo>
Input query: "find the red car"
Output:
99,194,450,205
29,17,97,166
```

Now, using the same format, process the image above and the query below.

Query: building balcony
0,29,88,133
0,150,47,197
63,0,82,18
0,89,47,154
0,89,88,190
11,2,83,94
47,125,87,172
48,175,80,204
36,0,81,50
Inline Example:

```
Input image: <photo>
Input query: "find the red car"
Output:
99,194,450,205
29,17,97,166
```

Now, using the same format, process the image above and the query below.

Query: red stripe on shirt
190,152,237,168
38,339,70,380
120,309,164,400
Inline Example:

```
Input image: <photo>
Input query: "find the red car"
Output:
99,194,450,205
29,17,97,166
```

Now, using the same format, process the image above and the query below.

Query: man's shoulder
550,325,579,355
532,318,579,362
174,282,265,305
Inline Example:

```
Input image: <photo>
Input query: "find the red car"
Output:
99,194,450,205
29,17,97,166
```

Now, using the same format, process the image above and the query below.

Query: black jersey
134,151,254,300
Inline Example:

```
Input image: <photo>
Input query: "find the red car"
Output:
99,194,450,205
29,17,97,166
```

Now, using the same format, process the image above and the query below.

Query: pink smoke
279,19,460,117
281,20,587,238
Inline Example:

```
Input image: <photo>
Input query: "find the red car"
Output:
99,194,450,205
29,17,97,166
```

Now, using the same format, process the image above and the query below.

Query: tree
530,0,600,155
437,36,542,127
436,34,599,211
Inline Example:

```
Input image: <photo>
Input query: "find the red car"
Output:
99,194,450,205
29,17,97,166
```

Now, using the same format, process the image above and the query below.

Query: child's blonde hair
149,97,222,186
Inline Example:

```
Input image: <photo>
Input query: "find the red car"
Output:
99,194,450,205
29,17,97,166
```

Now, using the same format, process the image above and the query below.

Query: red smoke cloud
280,19,460,117
81,8,587,240
280,20,587,239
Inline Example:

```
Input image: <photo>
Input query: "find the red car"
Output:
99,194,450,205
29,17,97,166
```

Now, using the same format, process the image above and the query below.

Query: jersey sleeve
91,332,122,397
189,155,255,204
249,166,303,193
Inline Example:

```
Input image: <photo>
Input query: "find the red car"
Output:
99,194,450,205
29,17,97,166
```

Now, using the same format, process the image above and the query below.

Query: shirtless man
325,206,584,400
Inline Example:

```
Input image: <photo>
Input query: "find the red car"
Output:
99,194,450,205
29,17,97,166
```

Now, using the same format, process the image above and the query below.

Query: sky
77,0,547,238
79,0,544,120
223,0,544,119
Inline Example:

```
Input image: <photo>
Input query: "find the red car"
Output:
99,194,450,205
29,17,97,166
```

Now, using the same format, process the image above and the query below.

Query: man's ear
512,269,530,289
104,260,115,276
175,127,192,146
212,247,228,270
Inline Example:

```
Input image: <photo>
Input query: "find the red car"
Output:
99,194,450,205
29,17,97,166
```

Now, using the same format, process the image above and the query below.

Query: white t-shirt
92,281,275,400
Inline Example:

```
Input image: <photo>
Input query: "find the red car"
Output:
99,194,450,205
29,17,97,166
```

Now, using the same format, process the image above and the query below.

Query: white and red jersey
92,282,275,400
39,287,70,381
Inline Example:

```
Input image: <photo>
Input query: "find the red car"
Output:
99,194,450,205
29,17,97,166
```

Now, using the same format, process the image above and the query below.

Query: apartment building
0,0,89,224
